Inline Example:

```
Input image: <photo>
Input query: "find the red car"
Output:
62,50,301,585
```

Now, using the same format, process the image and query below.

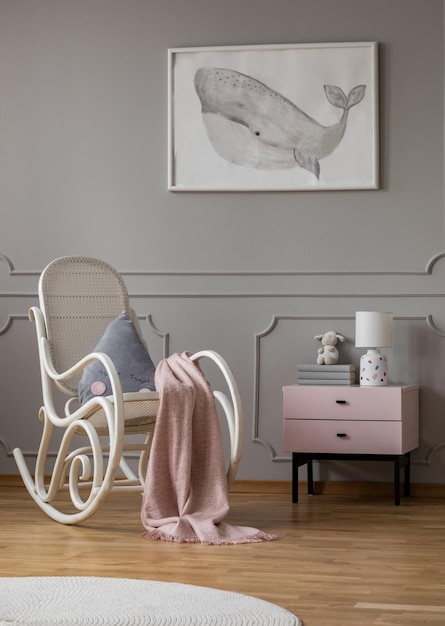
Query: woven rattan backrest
39,256,130,395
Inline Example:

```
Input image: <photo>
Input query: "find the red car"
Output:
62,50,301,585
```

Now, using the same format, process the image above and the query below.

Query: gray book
297,363,356,372
298,370,356,380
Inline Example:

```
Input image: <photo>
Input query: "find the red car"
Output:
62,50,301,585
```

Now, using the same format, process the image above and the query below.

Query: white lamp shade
355,311,393,348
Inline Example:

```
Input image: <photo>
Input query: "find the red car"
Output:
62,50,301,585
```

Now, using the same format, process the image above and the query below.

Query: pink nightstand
283,384,419,505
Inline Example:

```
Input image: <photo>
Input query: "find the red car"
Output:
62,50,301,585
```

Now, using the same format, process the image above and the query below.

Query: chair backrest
39,256,130,395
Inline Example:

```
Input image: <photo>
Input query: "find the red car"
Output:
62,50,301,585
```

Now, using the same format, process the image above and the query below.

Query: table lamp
355,311,393,386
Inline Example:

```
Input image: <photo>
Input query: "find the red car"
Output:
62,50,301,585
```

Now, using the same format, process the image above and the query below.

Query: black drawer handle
336,433,348,438
336,400,347,404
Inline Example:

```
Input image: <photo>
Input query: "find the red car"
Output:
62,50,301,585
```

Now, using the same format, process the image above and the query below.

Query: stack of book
297,364,356,385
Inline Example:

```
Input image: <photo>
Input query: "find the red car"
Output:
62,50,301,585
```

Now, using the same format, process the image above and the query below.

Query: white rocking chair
13,256,243,524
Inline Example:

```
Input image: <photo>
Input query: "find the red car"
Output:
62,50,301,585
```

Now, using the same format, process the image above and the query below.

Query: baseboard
0,474,27,487
2,474,445,498
230,479,445,498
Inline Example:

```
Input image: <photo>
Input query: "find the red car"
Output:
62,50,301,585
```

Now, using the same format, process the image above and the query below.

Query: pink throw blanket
141,352,280,544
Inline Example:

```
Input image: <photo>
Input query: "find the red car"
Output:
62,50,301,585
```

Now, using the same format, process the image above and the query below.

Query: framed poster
168,42,379,191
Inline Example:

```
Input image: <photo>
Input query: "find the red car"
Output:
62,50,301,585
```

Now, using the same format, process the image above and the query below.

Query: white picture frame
168,42,379,192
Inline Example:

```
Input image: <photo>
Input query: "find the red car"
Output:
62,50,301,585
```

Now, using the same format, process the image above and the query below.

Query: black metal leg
404,452,411,497
394,457,401,506
292,453,299,503
307,460,314,495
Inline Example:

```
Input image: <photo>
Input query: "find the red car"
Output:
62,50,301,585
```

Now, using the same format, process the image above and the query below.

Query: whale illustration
194,67,366,179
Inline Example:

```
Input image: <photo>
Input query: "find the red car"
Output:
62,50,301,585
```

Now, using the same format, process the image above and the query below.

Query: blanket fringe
141,529,284,545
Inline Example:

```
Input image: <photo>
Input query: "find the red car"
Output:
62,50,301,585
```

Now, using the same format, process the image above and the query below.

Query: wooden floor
1,483,445,626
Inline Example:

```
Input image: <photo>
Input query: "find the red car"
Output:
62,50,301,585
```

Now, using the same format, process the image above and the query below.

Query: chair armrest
30,305,125,427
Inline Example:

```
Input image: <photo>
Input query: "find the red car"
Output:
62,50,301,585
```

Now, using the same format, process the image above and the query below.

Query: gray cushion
78,313,156,404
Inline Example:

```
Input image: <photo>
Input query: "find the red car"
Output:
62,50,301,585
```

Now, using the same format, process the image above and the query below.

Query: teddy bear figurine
314,330,345,365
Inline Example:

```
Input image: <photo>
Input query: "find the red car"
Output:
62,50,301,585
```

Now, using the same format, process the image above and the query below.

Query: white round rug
0,577,301,625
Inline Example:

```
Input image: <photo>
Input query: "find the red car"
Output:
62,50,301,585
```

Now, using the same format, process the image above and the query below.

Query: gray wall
1,0,445,484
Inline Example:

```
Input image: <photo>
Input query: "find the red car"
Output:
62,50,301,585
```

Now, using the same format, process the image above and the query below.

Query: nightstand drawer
283,384,419,422
283,419,413,455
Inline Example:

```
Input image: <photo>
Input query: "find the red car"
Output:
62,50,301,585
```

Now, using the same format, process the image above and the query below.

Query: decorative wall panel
2,253,445,484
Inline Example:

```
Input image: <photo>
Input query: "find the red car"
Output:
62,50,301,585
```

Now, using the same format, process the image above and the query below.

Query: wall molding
2,251,445,278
